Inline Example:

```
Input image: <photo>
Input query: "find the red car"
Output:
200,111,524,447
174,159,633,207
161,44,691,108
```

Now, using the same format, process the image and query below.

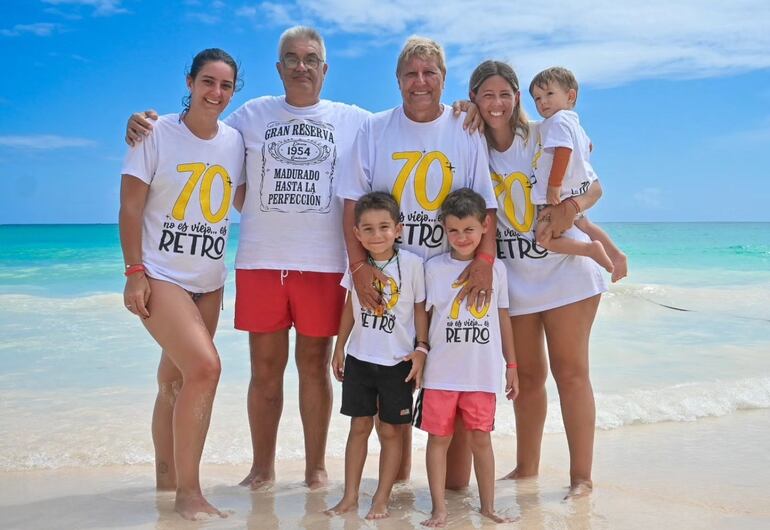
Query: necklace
368,250,402,305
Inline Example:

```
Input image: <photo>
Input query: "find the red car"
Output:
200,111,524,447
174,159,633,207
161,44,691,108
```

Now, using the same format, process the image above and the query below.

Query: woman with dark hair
119,48,245,519
467,60,607,498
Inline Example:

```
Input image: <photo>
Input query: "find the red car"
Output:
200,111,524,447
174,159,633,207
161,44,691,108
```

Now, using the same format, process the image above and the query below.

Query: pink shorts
234,269,345,337
414,389,496,436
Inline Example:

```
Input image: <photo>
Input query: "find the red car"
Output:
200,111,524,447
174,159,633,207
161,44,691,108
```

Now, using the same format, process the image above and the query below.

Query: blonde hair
529,66,578,102
469,60,530,142
278,26,326,61
396,36,446,78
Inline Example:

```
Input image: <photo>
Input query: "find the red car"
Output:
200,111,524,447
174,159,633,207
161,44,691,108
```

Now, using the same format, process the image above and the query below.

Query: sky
1,0,769,224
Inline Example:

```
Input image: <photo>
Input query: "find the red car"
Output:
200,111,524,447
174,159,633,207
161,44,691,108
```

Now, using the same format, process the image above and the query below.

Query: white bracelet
415,346,429,355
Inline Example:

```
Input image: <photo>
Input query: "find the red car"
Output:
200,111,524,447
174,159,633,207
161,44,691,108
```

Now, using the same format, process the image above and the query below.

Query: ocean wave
488,378,770,437
2,377,769,470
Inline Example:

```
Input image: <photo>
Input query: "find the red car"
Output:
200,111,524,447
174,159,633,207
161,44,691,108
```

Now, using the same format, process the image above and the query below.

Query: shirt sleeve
468,133,497,209
424,262,435,312
223,101,247,133
336,118,373,201
541,111,575,151
341,270,352,290
121,122,159,184
231,131,246,187
494,261,509,309
412,255,426,304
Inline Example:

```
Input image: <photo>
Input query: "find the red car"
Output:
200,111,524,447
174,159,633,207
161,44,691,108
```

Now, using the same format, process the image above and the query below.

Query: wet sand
2,408,769,529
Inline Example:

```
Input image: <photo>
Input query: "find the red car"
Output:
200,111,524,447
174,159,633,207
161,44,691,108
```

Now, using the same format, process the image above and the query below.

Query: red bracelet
124,264,146,277
564,197,581,215
476,252,495,265
506,362,518,369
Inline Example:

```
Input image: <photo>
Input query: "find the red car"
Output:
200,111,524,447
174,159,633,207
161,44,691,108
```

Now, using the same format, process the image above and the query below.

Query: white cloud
41,0,128,17
634,187,663,209
0,23,60,37
0,135,97,149
263,0,770,87
187,12,220,25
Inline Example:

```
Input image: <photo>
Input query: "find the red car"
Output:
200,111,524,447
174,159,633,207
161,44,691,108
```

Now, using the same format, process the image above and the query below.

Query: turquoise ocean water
1,223,769,469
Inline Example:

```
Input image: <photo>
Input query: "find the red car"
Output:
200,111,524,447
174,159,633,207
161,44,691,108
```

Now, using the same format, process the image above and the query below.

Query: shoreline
2,409,769,529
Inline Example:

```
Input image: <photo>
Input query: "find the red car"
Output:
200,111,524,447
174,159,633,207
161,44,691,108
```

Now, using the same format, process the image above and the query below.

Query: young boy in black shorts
325,191,429,520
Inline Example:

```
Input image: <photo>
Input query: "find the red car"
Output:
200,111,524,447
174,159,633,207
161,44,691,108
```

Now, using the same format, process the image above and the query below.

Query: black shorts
340,355,415,424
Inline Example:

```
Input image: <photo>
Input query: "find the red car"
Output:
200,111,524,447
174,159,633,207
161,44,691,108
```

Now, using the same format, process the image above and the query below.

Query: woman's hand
456,258,493,311
124,273,151,318
351,262,388,313
537,201,577,240
451,100,485,134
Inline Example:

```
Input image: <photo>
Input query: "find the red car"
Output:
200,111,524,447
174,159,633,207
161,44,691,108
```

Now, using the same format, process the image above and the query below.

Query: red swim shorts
235,269,345,337
414,389,496,436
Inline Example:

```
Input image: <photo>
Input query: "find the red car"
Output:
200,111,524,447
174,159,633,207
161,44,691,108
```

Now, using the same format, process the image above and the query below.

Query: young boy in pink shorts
414,188,519,527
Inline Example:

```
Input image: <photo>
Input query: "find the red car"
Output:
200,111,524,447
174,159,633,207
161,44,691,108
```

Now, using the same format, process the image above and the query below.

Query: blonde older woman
336,37,497,517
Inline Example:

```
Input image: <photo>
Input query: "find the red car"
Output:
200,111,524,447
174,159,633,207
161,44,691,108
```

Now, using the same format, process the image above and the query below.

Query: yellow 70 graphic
172,163,232,223
491,171,535,234
391,151,454,211
449,279,490,319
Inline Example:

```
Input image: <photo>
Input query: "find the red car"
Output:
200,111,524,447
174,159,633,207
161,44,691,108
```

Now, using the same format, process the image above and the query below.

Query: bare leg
152,352,181,491
422,434,452,527
142,280,224,520
542,294,600,498
240,330,289,489
325,416,373,515
539,231,613,273
367,422,404,519
295,333,333,489
376,417,412,482
470,430,514,523
576,216,628,282
444,416,472,489
501,313,548,480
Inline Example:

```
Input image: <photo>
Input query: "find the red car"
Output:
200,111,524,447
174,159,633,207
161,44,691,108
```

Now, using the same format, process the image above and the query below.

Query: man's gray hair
278,26,326,61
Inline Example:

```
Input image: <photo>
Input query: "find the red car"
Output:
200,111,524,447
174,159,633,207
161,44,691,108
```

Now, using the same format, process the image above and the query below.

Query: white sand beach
2,408,769,530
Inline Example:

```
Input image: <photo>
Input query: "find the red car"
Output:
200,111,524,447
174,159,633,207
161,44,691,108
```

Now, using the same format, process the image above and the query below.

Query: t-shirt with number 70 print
121,113,245,293
339,104,497,262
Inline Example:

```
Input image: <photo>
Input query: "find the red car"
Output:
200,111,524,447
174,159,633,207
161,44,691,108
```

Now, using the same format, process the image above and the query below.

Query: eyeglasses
282,54,323,70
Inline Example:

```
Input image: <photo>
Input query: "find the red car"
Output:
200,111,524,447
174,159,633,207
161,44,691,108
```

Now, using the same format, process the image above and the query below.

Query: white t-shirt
531,110,598,204
226,96,371,273
489,122,607,315
338,105,497,261
422,253,509,394
121,114,245,293
341,249,425,366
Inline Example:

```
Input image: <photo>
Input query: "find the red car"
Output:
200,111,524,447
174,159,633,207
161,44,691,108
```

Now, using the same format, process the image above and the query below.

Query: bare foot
588,240,613,274
324,496,358,516
421,508,447,527
480,508,517,523
305,469,328,490
239,469,274,490
499,467,537,480
609,251,628,283
365,499,390,520
565,480,593,500
174,492,226,521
